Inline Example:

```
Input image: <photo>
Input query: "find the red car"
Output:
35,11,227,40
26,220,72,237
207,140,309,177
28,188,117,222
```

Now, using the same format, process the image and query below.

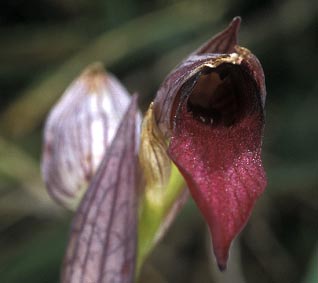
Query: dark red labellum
153,17,267,270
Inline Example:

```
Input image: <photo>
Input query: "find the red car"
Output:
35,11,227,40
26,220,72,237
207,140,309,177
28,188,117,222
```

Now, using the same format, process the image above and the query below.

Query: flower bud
41,63,133,210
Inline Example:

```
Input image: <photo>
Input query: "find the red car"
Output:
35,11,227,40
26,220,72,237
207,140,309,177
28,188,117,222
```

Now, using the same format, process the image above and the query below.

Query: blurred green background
0,0,317,282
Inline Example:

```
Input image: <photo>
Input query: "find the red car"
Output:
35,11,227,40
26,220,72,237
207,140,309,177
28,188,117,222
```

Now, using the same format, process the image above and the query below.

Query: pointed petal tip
128,93,140,121
194,16,242,55
227,16,241,42
217,262,227,272
231,16,241,29
130,93,139,105
122,93,139,118
212,239,229,272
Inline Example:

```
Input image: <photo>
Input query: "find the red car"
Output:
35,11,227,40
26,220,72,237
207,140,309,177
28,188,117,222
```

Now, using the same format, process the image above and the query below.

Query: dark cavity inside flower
185,63,259,127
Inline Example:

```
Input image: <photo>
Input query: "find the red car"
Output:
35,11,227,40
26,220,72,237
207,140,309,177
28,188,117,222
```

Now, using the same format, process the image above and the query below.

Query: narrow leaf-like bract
153,17,267,270
61,96,139,283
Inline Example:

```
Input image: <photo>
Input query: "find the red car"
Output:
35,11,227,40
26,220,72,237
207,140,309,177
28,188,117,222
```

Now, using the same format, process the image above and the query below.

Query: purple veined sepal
61,95,140,283
153,17,267,270
41,62,140,210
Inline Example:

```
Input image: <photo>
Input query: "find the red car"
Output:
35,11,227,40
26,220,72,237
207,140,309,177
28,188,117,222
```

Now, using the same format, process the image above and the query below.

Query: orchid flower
41,17,267,282
151,16,267,270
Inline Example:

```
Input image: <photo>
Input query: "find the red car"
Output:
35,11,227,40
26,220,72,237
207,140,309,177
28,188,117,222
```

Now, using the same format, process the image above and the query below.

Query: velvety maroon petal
168,64,266,270
61,95,139,283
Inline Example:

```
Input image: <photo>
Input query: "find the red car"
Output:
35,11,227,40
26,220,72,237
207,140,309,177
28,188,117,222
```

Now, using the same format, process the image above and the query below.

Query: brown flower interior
186,63,254,127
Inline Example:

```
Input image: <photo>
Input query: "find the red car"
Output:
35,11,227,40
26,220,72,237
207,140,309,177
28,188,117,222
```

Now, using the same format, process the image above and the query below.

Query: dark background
0,0,317,282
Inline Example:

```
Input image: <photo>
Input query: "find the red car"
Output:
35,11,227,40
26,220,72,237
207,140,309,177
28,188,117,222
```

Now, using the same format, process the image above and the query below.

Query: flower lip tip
217,262,227,272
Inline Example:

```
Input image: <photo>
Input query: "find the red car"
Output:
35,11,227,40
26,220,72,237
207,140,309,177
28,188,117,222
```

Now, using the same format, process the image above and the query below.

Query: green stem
136,164,185,276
